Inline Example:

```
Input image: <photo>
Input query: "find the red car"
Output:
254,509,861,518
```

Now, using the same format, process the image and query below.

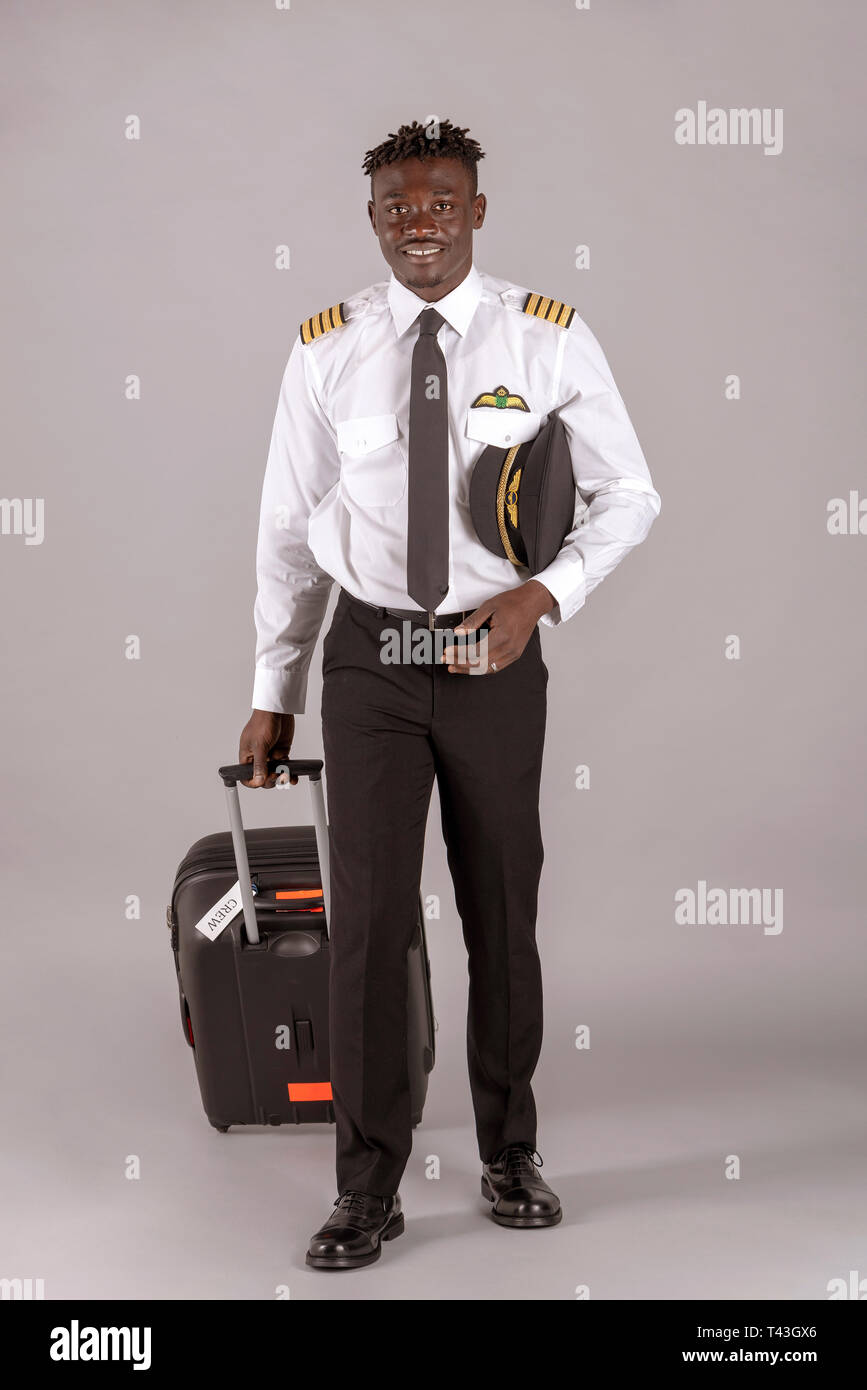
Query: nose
403,209,438,240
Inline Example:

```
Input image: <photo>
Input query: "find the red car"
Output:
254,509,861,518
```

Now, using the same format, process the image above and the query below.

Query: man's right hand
238,710,297,788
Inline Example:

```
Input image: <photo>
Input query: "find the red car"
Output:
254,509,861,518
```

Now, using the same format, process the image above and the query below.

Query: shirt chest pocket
465,407,542,450
336,414,407,507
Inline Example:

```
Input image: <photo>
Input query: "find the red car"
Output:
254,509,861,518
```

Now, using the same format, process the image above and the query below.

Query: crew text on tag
194,881,245,941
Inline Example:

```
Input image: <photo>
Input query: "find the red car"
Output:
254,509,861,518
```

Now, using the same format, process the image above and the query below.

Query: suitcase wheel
210,1122,230,1133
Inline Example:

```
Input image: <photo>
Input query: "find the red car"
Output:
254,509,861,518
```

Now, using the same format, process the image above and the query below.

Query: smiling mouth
402,245,445,258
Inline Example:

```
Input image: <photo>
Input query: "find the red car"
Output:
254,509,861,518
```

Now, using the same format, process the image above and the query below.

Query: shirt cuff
533,551,587,628
252,665,311,716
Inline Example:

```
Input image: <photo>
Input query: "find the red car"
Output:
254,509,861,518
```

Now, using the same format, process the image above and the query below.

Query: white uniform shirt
252,263,661,714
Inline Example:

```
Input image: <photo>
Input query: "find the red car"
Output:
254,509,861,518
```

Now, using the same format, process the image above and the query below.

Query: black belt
343,590,473,630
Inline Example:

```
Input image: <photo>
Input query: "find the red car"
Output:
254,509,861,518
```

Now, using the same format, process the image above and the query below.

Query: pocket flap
336,414,400,457
465,407,542,448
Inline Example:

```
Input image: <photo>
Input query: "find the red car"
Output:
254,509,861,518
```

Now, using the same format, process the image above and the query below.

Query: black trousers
320,587,549,1196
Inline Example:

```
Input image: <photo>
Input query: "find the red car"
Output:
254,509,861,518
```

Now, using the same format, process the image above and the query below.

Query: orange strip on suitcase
288,1082,333,1101
275,889,323,899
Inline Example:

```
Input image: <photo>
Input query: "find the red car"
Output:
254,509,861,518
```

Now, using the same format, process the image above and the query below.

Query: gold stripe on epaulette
299,302,346,345
522,292,576,330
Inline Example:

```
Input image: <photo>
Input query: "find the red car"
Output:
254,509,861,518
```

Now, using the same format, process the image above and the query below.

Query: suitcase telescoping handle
217,759,331,946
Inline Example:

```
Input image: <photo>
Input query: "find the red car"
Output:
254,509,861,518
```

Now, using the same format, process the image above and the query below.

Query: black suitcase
167,758,436,1131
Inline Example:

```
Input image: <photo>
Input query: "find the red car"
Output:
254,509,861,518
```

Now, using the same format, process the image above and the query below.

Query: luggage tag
194,881,245,941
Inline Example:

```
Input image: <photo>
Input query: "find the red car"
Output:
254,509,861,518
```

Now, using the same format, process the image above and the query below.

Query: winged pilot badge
470,384,530,411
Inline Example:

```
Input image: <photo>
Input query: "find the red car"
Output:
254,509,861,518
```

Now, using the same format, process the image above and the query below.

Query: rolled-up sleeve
252,341,339,714
534,318,661,628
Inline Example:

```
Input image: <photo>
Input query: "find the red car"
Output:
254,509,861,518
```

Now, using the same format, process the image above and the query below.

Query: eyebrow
381,188,457,200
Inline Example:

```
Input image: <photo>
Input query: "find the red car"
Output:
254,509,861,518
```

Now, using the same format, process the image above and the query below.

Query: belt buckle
430,608,467,631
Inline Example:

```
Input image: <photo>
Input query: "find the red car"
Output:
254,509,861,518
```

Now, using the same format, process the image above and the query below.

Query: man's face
367,156,486,301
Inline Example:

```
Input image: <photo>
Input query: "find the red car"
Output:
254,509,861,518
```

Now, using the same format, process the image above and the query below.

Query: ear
367,200,377,234
472,193,487,230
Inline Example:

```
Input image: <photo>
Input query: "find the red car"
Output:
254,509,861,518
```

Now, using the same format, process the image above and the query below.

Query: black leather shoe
481,1143,562,1227
305,1190,405,1270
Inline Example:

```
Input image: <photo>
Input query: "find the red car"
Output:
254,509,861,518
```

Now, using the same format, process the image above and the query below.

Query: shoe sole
481,1177,563,1228
305,1211,405,1270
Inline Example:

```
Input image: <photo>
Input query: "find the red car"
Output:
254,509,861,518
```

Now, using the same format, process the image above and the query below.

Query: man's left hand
441,580,556,675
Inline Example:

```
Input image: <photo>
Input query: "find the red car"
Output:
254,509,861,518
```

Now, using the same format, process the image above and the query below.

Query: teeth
405,247,442,256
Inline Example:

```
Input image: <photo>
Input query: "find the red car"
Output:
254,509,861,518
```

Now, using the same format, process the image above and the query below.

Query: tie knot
417,307,446,337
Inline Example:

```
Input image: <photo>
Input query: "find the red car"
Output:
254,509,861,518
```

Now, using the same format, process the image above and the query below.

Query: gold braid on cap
495,446,522,565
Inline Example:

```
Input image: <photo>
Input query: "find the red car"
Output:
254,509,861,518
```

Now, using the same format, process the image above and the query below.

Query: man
238,119,660,1270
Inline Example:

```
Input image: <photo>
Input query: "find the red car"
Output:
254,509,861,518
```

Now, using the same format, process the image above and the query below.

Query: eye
434,202,453,211
388,204,408,215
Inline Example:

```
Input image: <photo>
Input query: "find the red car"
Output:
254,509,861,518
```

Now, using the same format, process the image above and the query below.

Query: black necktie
407,307,449,612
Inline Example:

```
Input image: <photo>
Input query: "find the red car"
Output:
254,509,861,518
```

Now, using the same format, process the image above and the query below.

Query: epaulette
299,302,347,346
522,292,576,329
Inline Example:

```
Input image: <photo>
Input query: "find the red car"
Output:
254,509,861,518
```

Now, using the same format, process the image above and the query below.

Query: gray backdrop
2,0,865,1301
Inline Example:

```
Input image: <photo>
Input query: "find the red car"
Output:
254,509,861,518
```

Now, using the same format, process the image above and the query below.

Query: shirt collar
387,263,483,339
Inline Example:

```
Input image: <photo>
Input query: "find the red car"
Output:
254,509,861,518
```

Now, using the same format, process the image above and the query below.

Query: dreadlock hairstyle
362,119,486,194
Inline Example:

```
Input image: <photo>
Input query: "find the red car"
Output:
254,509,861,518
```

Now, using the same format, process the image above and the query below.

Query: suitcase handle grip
218,758,323,787
218,758,331,945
